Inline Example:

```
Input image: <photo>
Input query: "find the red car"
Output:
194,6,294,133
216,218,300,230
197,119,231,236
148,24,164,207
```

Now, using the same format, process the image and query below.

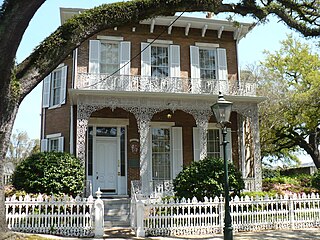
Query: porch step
103,198,130,228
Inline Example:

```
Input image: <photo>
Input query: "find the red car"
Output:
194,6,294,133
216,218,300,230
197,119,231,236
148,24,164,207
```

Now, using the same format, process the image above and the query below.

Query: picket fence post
94,188,104,237
289,194,295,229
136,200,145,237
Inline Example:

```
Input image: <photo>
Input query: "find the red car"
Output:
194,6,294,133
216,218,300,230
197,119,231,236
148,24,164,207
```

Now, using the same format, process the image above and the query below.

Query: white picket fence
5,189,105,237
131,193,320,237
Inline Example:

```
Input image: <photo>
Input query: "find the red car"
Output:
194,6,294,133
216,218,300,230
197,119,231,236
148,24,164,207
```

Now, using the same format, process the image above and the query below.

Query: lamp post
211,92,233,240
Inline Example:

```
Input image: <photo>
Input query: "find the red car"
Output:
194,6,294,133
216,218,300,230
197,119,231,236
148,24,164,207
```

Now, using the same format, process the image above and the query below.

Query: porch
70,90,264,196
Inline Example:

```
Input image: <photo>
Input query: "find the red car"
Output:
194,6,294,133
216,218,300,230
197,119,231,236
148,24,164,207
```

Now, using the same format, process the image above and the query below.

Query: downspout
69,48,78,154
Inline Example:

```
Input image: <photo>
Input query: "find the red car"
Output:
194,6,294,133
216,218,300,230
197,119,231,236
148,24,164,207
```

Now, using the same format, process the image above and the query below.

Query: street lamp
211,92,233,240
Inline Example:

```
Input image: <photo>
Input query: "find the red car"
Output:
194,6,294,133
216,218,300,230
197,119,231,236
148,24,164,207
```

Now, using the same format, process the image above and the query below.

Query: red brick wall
77,25,238,81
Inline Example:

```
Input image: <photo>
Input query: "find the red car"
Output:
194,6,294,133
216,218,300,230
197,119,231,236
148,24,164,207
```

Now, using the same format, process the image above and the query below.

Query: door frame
87,123,128,196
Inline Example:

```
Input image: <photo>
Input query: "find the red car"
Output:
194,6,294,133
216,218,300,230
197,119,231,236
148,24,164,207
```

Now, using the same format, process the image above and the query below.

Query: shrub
12,152,84,196
173,157,244,200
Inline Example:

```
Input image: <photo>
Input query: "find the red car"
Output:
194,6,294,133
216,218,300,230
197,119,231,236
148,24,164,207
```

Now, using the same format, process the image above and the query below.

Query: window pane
207,129,220,158
151,46,169,77
199,49,216,79
152,128,171,180
100,42,119,74
96,127,117,137
52,70,62,106
49,139,59,152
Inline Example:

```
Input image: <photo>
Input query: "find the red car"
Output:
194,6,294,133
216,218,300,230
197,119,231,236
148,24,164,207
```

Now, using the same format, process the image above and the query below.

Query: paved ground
103,227,320,240
11,228,320,239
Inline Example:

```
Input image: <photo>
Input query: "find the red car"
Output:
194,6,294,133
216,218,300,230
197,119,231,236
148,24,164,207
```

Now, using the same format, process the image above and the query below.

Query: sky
11,0,315,163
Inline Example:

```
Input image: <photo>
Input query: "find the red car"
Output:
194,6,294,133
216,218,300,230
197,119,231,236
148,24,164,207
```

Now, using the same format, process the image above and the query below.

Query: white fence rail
131,193,320,237
5,190,105,237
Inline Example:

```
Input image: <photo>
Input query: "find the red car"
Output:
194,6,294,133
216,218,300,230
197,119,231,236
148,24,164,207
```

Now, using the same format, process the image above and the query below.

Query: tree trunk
303,132,320,168
0,102,19,234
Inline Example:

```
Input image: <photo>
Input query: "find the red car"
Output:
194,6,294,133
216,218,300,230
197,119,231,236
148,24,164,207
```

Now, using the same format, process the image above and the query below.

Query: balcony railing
76,73,256,96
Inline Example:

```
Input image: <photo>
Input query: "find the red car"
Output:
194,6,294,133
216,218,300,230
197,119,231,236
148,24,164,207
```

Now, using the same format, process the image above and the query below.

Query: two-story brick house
40,8,264,196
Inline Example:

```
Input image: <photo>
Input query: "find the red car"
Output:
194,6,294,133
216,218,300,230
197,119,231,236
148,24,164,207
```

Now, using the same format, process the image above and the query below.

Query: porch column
130,107,158,195
251,106,262,191
76,101,104,164
192,110,212,160
76,103,91,164
233,103,262,191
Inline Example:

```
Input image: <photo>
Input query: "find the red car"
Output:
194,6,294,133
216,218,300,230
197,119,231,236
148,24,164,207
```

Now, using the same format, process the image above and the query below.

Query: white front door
94,138,118,194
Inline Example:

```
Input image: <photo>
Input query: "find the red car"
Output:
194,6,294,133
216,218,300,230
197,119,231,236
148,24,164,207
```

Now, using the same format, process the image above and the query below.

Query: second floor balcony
76,73,256,96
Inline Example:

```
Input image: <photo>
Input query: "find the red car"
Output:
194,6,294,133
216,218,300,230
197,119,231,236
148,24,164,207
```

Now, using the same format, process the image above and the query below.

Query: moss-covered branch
16,0,319,100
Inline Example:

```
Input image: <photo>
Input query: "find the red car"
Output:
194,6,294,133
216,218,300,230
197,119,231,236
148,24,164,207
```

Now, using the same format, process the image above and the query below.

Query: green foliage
262,174,317,195
311,171,320,190
262,167,281,179
173,157,244,200
12,152,84,196
254,35,320,167
241,190,278,198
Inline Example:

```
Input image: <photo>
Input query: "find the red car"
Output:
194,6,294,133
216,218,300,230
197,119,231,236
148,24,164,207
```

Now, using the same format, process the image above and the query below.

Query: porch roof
68,89,266,106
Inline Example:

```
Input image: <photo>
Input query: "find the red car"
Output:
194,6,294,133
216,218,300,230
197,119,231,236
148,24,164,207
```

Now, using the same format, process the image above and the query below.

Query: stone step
103,197,130,227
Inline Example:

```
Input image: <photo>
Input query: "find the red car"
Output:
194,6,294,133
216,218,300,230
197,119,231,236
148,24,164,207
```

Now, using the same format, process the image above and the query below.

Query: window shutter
147,129,152,181
120,41,131,75
170,45,180,78
172,127,183,179
226,128,232,161
89,40,100,74
217,48,228,81
58,137,64,152
193,127,201,161
141,42,151,76
190,46,200,93
42,74,51,108
40,139,48,152
60,66,68,105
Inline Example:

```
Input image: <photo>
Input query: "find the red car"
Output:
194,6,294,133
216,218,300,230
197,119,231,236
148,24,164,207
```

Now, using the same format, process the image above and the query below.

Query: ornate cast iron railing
76,73,256,96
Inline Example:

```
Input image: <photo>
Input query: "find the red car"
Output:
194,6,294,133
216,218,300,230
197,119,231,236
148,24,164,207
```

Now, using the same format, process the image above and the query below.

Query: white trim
70,105,74,154
150,122,175,127
57,63,65,68
147,39,173,45
41,139,48,152
46,133,62,139
208,123,220,128
48,104,62,110
195,42,219,48
88,118,129,126
97,35,124,41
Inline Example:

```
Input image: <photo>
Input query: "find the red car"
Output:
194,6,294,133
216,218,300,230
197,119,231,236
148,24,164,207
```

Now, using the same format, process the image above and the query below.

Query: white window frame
99,40,120,75
207,128,222,158
199,47,218,80
193,125,232,161
89,38,131,76
41,133,64,152
149,123,183,180
190,45,228,80
150,44,170,78
42,64,67,109
141,42,180,78
151,126,172,181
